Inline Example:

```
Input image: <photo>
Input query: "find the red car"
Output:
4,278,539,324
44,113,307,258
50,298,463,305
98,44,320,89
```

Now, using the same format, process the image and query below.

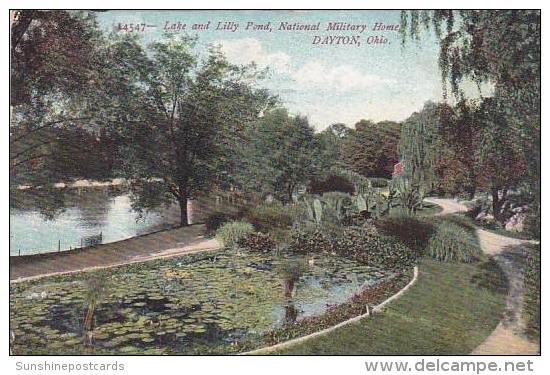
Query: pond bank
10,251,393,355
273,257,507,355
10,224,220,282
243,266,418,355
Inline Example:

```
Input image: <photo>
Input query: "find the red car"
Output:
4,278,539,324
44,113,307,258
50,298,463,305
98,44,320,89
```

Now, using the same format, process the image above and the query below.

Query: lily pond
10,250,391,354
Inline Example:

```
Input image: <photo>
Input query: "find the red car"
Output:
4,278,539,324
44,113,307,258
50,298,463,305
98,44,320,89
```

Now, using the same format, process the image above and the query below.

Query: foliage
426,219,481,263
475,98,528,223
289,225,334,255
335,226,417,270
237,232,277,253
235,108,319,203
11,249,392,354
10,10,100,106
376,215,435,254
205,211,240,234
304,198,324,225
341,119,401,179
93,34,273,226
524,205,541,240
307,174,354,195
215,221,254,249
398,102,444,192
241,202,295,233
10,10,104,184
436,100,482,198
523,244,540,341
312,123,349,172
276,259,308,282
83,274,109,334
290,223,417,271
368,178,389,188
401,10,540,226
394,179,423,215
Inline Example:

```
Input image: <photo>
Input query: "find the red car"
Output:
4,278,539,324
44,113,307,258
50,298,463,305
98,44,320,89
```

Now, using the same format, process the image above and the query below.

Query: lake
9,187,180,256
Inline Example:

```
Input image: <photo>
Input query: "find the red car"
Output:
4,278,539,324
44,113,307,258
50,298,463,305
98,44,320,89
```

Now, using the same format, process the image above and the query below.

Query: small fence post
81,238,83,248
18,249,20,256
58,240,61,252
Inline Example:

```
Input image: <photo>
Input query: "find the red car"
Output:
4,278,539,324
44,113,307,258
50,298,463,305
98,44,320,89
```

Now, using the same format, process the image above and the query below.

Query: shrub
308,175,355,195
331,226,417,270
215,221,254,249
205,211,239,234
289,224,334,255
395,181,423,215
290,223,417,270
375,215,435,254
238,232,277,253
241,202,294,233
426,220,481,262
368,177,389,188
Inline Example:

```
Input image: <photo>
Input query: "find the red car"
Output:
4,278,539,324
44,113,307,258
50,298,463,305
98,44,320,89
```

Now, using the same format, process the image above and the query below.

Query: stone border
241,265,419,355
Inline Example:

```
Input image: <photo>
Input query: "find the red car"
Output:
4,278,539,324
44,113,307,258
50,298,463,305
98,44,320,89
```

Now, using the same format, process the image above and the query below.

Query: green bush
332,226,417,270
205,211,239,234
368,177,389,188
290,223,417,270
375,215,435,254
426,220,481,262
215,221,254,249
524,244,540,340
289,224,334,255
238,232,277,253
241,202,294,233
308,175,355,195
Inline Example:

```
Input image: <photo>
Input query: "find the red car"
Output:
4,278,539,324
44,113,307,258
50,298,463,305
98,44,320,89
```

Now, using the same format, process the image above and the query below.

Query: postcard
9,9,540,360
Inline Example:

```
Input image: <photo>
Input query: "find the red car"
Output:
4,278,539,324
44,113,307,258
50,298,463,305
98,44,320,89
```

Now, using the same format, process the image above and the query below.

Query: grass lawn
273,256,507,355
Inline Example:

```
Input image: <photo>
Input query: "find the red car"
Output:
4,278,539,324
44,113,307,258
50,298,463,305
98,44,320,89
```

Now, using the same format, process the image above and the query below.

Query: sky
97,10,464,130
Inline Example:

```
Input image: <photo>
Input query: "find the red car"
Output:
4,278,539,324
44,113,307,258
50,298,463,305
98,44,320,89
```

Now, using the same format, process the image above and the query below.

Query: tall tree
476,98,528,223
10,10,103,184
314,123,348,172
237,108,319,203
96,34,272,225
401,10,540,223
342,120,401,179
398,102,442,191
436,100,482,199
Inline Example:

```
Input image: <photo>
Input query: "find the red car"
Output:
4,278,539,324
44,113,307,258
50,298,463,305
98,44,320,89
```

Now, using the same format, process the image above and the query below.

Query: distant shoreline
12,178,128,190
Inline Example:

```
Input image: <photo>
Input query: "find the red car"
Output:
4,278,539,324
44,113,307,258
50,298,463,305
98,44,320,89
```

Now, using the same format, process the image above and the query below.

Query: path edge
10,245,220,284
241,265,419,355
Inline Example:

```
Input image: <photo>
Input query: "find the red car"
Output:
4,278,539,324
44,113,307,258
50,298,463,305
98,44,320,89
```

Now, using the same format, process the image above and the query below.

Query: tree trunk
465,167,477,200
287,183,294,205
178,196,188,227
466,183,476,200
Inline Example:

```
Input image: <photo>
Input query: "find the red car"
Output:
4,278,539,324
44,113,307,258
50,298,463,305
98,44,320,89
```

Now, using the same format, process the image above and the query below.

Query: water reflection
10,187,180,255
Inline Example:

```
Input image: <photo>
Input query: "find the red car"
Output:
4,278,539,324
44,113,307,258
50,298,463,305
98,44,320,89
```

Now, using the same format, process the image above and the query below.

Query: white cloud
215,38,291,73
291,62,394,91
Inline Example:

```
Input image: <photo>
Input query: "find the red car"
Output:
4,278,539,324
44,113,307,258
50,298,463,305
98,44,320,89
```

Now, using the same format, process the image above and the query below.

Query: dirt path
424,197,468,215
10,224,220,282
425,197,539,355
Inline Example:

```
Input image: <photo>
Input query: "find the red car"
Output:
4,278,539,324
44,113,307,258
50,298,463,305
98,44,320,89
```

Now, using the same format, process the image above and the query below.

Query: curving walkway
425,197,539,355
